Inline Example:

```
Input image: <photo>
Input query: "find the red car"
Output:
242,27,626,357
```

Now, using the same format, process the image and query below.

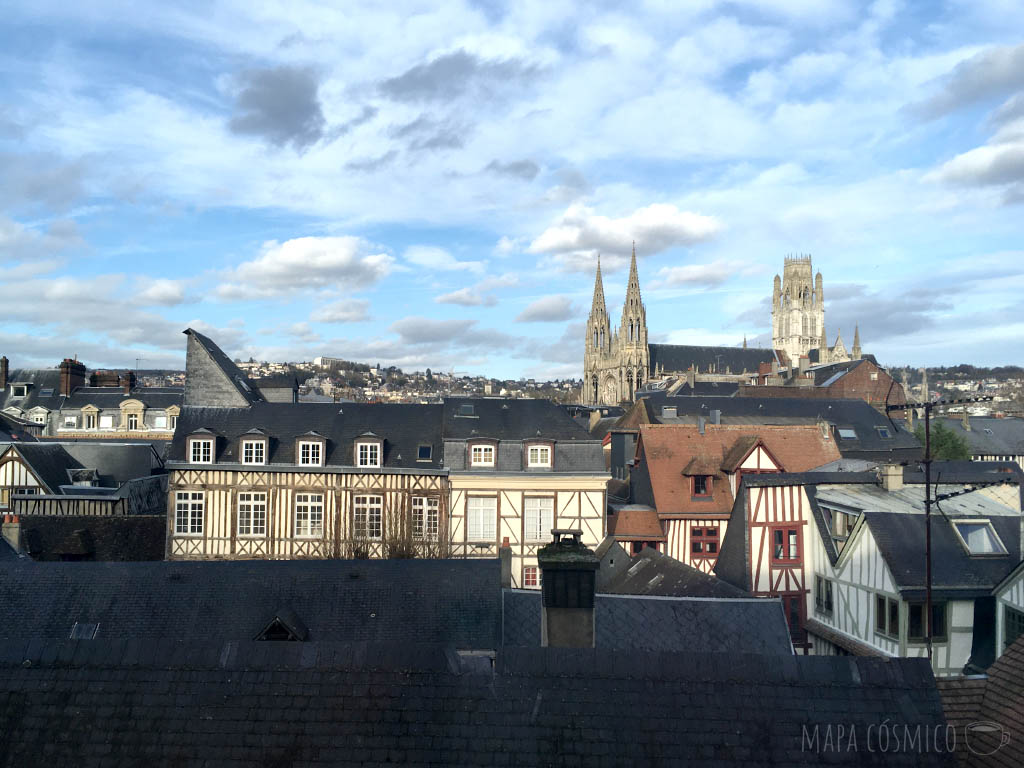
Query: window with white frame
31,412,46,425
526,444,552,468
153,414,167,429
523,566,539,588
99,414,114,430
412,496,439,539
357,441,381,468
189,438,213,464
353,495,383,540
952,520,1008,555
84,413,96,430
524,497,554,542
63,415,78,429
467,495,497,541
127,413,139,430
169,414,178,429
294,493,324,537
12,385,27,398
298,441,323,466
174,491,204,535
241,439,266,465
238,492,267,536
470,443,495,467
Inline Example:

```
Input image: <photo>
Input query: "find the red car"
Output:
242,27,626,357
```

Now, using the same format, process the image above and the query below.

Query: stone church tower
584,247,649,405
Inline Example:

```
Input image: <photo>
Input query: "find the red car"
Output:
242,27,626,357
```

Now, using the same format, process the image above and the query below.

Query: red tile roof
608,506,667,540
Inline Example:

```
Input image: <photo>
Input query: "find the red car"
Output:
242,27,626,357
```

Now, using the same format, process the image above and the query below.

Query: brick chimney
537,529,598,648
58,358,86,397
879,464,904,492
122,371,135,395
0,356,8,390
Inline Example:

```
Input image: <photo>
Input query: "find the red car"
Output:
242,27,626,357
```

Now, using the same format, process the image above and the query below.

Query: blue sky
2,0,1023,378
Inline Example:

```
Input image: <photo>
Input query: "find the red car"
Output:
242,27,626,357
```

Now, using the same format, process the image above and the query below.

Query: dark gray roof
808,358,867,386
443,398,594,441
648,343,777,375
862,511,1020,599
168,402,445,469
184,327,262,405
0,368,64,412
0,559,501,648
19,516,166,562
62,386,183,409
0,412,37,442
251,373,299,388
0,640,949,767
600,547,751,598
670,379,741,396
3,442,161,492
0,538,20,562
937,416,1024,458
502,589,792,655
635,394,921,460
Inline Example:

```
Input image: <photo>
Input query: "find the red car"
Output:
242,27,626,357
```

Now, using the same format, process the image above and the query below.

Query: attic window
876,427,892,439
254,610,308,642
417,444,432,461
952,520,1008,556
837,428,857,440
457,403,475,417
661,406,677,418
11,385,27,397
69,622,99,640
39,388,54,397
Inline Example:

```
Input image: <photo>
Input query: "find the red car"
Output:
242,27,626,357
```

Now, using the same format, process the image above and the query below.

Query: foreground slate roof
600,547,751,598
937,416,1024,459
0,639,951,767
2,441,162,492
502,589,792,654
0,559,501,649
442,397,594,441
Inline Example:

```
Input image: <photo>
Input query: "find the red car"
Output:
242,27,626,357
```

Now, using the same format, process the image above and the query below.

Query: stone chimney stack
879,464,904,492
499,537,512,589
537,529,598,648
961,409,971,432
59,358,86,397
0,356,8,390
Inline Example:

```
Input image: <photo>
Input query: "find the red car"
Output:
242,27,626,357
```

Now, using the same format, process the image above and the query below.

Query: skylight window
69,622,99,639
876,427,892,439
952,520,1008,556
837,428,857,439
457,403,475,417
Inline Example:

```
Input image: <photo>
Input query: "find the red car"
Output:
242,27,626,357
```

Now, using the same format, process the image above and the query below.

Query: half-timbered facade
995,561,1024,658
443,399,607,589
625,423,840,573
166,403,449,560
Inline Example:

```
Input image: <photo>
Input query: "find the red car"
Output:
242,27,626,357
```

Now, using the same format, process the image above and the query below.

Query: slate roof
2,442,161,492
648,343,777,375
937,416,1024,459
442,398,593,441
0,640,949,768
502,589,793,655
0,558,501,648
631,394,921,460
251,373,299,388
0,411,37,442
600,547,750,598
168,402,446,470
184,327,263,405
62,386,183,409
19,516,166,562
667,379,741,397
0,368,64,413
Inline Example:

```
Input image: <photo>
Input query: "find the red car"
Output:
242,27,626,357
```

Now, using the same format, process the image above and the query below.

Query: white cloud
217,236,394,299
133,278,188,306
435,287,496,306
651,260,732,289
912,42,1024,119
404,245,485,274
310,299,371,323
516,295,575,322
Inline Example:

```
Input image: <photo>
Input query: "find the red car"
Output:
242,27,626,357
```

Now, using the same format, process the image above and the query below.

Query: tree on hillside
914,421,971,461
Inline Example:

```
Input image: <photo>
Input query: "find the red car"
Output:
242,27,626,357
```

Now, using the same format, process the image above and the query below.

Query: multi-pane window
31,413,46,425
126,413,139,430
84,414,96,429
412,496,439,540
771,527,800,563
909,601,948,643
470,444,495,467
1005,606,1024,649
63,415,78,428
524,497,554,542
527,445,551,468
814,575,834,616
523,566,539,588
298,441,322,466
357,442,381,468
875,594,900,639
353,495,383,540
691,526,719,558
190,439,213,464
294,494,324,537
238,492,267,536
467,495,497,541
242,440,266,465
692,475,711,497
174,491,204,535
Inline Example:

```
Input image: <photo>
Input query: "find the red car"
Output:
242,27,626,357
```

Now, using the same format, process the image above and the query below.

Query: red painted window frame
691,475,712,498
523,565,539,588
769,524,802,565
690,525,720,558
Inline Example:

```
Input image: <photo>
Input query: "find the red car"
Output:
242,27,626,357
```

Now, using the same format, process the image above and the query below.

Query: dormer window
189,437,214,464
692,475,711,497
526,443,552,468
661,406,677,419
298,440,323,466
241,439,266,465
470,442,495,467
356,440,382,468
952,520,1008,556
11,385,27,398
457,403,476,417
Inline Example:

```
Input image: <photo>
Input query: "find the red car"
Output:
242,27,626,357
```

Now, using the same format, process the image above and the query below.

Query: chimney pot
537,529,598,648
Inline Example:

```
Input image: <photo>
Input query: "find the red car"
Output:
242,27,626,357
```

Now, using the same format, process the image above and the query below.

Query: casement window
771,526,801,564
238,492,267,537
126,413,139,430
353,495,383,540
241,440,266,465
63,415,78,429
1005,606,1024,649
692,475,711,497
523,566,540,588
174,491,204,535
908,601,948,643
356,441,381,468
814,575,834,616
153,414,167,429
524,497,554,543
169,415,178,429
31,412,46,425
412,496,439,540
189,439,214,464
84,414,96,430
298,441,323,466
875,594,899,639
470,444,495,468
526,444,552,468
691,526,719,558
467,495,497,541
294,493,324,538
99,414,114,430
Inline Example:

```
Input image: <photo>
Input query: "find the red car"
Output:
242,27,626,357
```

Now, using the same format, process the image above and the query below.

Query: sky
2,1,1023,379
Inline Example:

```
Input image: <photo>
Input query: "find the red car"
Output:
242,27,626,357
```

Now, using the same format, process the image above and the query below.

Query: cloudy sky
2,1,1023,378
